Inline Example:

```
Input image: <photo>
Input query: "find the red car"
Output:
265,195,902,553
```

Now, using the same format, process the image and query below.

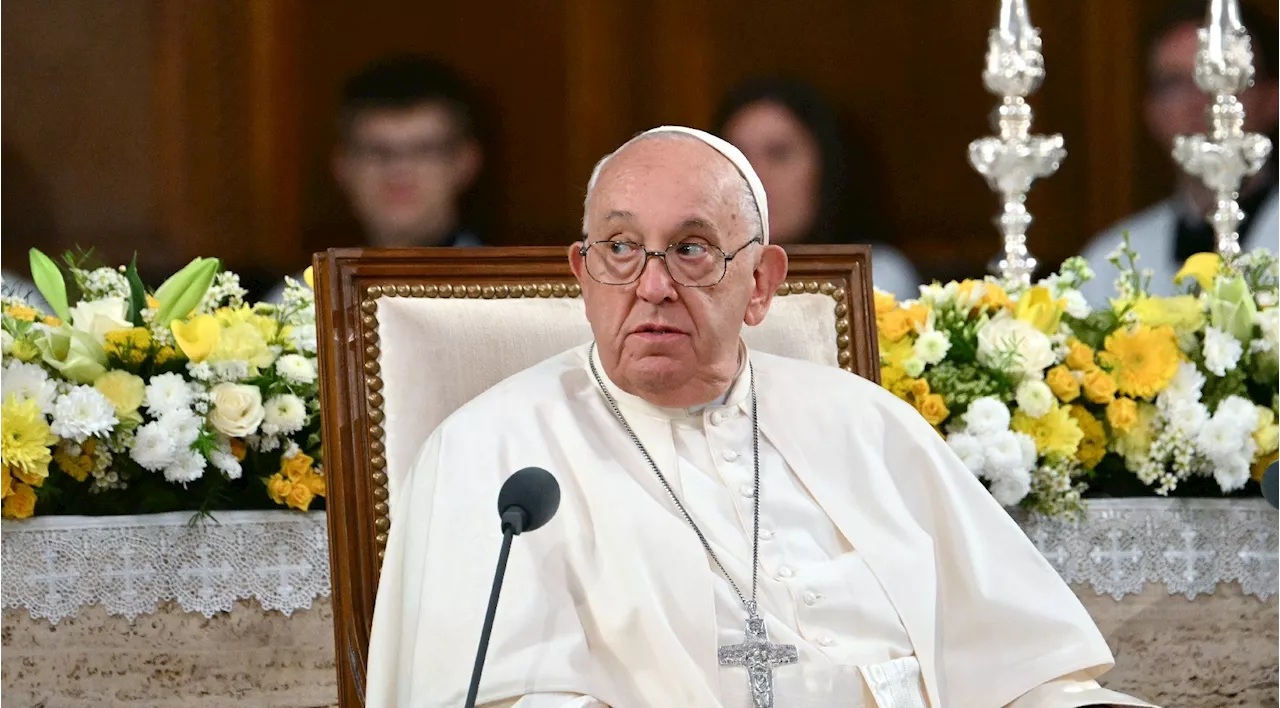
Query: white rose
207,382,265,437
69,297,133,344
977,316,1054,378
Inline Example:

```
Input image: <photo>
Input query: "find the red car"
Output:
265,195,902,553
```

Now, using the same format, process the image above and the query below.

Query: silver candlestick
968,0,1065,287
1172,0,1272,261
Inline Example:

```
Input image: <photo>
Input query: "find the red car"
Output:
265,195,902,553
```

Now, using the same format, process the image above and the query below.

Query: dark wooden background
4,0,1275,288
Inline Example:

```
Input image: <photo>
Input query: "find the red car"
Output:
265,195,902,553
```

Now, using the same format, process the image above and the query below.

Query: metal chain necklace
587,342,797,708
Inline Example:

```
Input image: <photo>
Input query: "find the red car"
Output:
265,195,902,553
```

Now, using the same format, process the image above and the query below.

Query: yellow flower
154,345,182,366
1068,404,1106,469
1,465,12,499
301,471,326,498
103,327,153,364
1012,404,1084,458
881,364,904,393
1046,365,1080,403
94,371,146,421
42,315,61,327
54,439,96,483
880,337,915,370
879,305,927,343
286,480,315,510
1106,397,1139,433
1254,451,1278,482
1098,325,1181,400
208,322,275,371
917,393,950,426
303,266,314,290
281,452,315,481
874,290,896,318
1081,367,1118,404
2,482,37,519
230,438,247,461
1113,402,1159,462
214,306,279,344
6,305,37,322
1254,408,1278,459
1175,252,1220,291
10,338,40,362
1014,286,1066,333
1065,339,1095,371
146,294,160,310
957,279,1012,312
266,473,292,505
1129,295,1205,335
1,397,57,487
171,314,220,363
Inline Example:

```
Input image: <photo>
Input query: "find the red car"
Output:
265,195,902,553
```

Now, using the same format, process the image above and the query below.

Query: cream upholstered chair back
314,245,879,707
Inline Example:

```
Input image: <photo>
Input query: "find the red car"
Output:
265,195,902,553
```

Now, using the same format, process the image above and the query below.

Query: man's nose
634,255,677,303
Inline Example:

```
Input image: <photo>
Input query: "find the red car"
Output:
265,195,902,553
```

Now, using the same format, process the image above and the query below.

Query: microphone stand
464,509,525,708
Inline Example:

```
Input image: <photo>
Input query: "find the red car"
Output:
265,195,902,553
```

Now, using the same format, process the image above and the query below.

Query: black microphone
1262,461,1278,510
464,467,561,708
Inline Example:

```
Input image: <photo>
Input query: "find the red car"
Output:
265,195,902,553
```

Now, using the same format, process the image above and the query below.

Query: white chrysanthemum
983,430,1027,477
1,329,12,356
275,354,317,385
1061,290,1091,319
209,447,242,480
946,433,985,474
977,316,1054,378
1158,362,1205,410
289,325,317,354
50,386,118,442
1259,308,1279,345
902,358,925,378
1214,395,1259,428
964,397,1011,437
163,450,206,484
1015,380,1054,419
913,330,951,366
1202,326,1243,377
262,394,306,436
158,408,203,448
1213,453,1252,493
1165,398,1210,437
130,421,177,471
1196,415,1248,460
2,360,57,414
988,467,1032,507
144,372,194,416
1015,431,1038,468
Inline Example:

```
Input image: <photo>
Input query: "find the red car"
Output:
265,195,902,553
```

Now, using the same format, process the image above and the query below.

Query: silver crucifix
718,614,799,708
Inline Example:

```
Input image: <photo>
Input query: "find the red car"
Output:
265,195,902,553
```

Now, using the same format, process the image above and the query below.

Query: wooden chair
314,244,880,706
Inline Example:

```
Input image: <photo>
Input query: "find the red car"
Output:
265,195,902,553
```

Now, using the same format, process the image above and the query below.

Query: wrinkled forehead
590,139,743,229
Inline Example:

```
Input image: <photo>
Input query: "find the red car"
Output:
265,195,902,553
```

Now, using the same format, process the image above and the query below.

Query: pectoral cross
718,615,799,708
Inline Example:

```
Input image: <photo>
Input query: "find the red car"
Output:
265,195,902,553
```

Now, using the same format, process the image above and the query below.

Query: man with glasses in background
269,55,483,299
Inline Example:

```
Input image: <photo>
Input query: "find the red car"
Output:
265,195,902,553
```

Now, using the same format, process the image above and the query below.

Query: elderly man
366,127,1154,707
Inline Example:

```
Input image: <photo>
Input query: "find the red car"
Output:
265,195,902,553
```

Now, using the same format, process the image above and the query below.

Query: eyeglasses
348,139,461,167
579,236,761,287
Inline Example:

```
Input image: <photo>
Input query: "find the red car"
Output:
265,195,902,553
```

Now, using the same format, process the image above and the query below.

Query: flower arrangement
877,238,1278,517
0,250,323,519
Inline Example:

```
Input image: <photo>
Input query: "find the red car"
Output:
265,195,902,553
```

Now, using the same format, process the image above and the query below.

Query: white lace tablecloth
1,510,330,624
1019,497,1278,601
2,499,1275,624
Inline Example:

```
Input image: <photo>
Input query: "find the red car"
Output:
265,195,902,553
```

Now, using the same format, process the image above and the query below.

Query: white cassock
1078,188,1279,308
366,343,1157,708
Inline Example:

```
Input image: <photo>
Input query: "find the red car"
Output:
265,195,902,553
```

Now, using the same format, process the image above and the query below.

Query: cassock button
739,485,754,498
722,450,739,462
710,411,725,426
803,591,821,606
817,635,835,647
759,528,774,541
777,566,794,579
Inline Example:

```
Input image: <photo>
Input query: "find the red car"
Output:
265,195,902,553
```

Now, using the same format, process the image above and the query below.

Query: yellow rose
1174,252,1220,291
1014,286,1066,333
1082,367,1117,404
286,482,315,511
302,472,326,498
874,290,896,317
1129,295,1205,335
171,314,221,363
1,465,12,499
1045,365,1080,403
1106,397,1138,433
281,452,315,481
2,482,37,519
266,473,292,505
918,393,950,426
1065,339,1095,371
1068,404,1107,470
94,371,146,421
879,308,916,343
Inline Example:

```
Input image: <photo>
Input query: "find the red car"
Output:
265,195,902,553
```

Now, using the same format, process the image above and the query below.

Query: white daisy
163,450,206,484
144,372,193,416
50,386,118,442
262,394,307,436
130,421,177,471
275,354,317,385
1,360,57,414
913,330,951,366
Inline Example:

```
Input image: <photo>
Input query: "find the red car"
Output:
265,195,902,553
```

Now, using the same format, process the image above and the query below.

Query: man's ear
744,244,788,327
568,242,587,285
453,140,483,192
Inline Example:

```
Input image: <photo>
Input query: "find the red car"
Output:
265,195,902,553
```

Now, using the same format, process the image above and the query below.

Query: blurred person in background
1078,1,1277,306
715,77,922,300
270,54,484,299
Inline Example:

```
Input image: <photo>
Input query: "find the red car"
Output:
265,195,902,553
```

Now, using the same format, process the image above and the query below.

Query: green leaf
125,254,147,327
155,258,221,325
28,248,70,320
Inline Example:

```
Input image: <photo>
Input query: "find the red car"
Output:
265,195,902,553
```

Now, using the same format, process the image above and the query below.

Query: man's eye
675,243,709,257
607,241,637,256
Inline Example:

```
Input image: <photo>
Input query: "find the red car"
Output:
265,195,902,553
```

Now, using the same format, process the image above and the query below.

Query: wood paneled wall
3,0,1275,287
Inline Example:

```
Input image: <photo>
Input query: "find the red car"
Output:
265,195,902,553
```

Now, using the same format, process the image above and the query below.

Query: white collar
588,341,752,421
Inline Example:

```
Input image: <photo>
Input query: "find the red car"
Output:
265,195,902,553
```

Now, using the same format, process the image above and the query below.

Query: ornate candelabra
968,0,1065,287
1172,0,1273,261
